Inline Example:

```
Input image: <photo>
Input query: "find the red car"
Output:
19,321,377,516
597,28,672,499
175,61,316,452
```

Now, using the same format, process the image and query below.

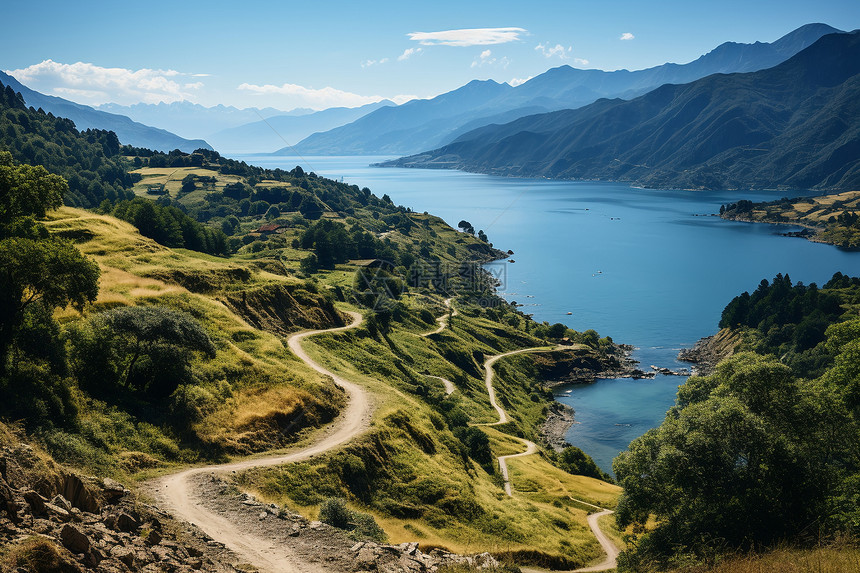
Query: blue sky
2,0,859,110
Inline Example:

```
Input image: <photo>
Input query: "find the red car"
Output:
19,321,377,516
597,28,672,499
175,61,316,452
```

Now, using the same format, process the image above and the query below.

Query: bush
319,497,351,528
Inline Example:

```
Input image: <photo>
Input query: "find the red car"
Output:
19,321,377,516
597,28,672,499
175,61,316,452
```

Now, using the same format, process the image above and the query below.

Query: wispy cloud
397,47,423,61
471,49,510,69
5,60,201,105
574,58,590,66
361,58,390,68
535,43,572,60
620,32,635,41
238,82,414,110
409,27,527,47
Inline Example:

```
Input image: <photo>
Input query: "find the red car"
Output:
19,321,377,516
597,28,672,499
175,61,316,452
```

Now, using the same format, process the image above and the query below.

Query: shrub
319,497,351,528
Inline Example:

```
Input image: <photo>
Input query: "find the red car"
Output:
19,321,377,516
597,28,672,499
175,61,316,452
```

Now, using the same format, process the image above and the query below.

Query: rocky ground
0,442,236,572
153,473,501,573
0,438,503,573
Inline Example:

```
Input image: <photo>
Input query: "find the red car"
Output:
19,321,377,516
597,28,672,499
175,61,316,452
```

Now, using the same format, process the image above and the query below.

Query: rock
400,542,419,556
288,525,301,537
63,473,100,513
102,478,127,501
258,511,267,520
145,528,162,546
110,545,136,568
23,490,47,515
61,523,92,554
44,502,72,522
51,494,72,511
115,512,139,533
0,477,20,522
185,557,203,570
185,545,203,558
356,546,378,570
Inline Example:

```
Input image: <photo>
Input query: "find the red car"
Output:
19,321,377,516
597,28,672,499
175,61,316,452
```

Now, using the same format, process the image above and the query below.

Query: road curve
482,347,619,571
149,311,369,573
482,347,553,495
425,374,456,396
420,297,458,337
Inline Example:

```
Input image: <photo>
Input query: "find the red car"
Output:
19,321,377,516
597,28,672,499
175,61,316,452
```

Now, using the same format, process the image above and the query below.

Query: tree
84,306,216,399
477,229,488,242
264,205,281,220
0,237,99,369
458,220,475,235
0,151,66,234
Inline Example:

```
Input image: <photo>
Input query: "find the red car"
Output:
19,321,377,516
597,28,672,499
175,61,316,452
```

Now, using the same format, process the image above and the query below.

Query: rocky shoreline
677,328,741,376
541,402,576,452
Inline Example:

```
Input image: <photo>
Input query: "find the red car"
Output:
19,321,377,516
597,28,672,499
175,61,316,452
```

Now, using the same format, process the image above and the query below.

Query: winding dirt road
482,347,620,572
149,311,369,573
420,297,458,337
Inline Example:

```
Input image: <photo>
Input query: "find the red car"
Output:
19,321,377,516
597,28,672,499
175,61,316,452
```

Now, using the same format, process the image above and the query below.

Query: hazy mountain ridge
384,30,860,192
293,23,841,156
207,100,396,154
96,100,304,139
0,71,212,153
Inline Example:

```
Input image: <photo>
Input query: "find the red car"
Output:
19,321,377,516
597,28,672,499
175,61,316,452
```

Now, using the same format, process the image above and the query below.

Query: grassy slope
236,299,620,567
36,203,619,568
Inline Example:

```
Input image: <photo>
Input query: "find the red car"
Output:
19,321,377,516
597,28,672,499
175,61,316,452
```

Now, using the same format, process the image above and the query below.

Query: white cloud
5,60,202,105
397,47,422,61
408,27,527,47
361,58,390,68
620,32,635,41
471,50,510,69
535,43,572,60
574,58,590,66
509,76,533,87
238,82,414,110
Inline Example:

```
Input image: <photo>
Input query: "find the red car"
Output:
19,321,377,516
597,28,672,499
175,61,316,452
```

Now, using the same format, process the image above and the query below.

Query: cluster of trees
299,219,399,269
109,197,230,255
719,273,848,376
821,209,860,248
614,275,860,570
1,154,218,436
0,81,136,208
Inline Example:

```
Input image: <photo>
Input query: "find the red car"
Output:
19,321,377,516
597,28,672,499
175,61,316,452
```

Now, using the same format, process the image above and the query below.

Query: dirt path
483,347,620,571
425,374,456,396
149,311,369,573
420,297,458,336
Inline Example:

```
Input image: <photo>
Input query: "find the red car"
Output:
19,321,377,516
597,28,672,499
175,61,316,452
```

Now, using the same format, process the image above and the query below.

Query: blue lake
244,155,860,472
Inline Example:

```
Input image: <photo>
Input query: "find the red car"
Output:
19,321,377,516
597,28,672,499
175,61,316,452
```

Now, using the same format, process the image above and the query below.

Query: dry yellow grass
672,545,860,573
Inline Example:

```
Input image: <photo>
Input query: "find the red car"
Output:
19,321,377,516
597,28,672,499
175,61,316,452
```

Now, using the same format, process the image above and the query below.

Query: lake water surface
245,155,860,472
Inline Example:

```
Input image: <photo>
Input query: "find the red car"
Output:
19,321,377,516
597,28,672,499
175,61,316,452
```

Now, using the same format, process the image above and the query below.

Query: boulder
23,490,47,515
62,473,100,513
61,523,92,554
115,512,140,533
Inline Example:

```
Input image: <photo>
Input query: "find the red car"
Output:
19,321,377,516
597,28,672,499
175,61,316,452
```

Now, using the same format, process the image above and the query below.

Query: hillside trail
148,311,369,573
419,296,458,336
482,347,620,572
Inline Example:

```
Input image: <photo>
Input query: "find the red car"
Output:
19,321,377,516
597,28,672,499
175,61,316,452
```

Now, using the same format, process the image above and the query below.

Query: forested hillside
614,273,860,570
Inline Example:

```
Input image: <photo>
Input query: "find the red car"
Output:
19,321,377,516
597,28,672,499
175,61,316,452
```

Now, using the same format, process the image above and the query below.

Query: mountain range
0,70,212,153
95,101,303,140
206,100,395,154
290,23,841,156
383,30,860,192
